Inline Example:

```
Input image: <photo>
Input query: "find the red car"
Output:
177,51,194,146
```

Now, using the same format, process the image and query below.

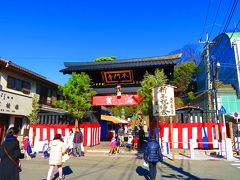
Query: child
22,136,31,160
42,140,50,158
109,136,117,155
126,133,133,151
115,135,121,154
132,135,139,150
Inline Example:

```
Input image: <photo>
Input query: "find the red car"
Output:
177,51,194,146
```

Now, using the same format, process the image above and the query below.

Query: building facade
195,32,240,116
0,59,67,140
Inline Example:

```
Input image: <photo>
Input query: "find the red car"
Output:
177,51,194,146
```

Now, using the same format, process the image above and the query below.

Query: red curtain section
30,123,101,146
149,122,227,149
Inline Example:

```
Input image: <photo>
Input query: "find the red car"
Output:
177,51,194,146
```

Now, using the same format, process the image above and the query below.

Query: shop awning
101,115,128,124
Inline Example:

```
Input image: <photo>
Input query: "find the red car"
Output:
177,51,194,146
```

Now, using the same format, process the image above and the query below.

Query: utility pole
199,33,215,122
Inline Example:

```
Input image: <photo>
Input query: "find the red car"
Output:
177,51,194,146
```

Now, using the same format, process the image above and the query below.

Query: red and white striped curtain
150,122,229,149
29,123,101,147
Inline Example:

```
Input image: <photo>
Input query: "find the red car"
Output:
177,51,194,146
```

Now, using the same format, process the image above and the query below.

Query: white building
0,59,67,140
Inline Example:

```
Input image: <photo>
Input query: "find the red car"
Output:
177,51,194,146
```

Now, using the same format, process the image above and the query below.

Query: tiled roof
60,53,182,74
0,58,59,87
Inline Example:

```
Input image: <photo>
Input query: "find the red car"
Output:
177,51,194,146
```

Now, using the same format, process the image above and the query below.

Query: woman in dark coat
0,127,24,180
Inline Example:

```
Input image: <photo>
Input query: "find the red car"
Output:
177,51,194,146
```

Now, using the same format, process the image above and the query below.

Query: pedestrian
109,136,117,155
42,139,50,158
138,126,145,147
66,129,74,155
0,127,25,180
132,135,139,150
126,133,133,151
115,135,121,154
79,129,85,156
72,128,83,157
117,126,125,146
22,136,31,160
144,136,163,180
46,134,66,180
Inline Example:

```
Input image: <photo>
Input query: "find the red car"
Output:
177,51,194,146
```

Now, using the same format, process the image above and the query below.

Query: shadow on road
161,161,217,180
136,166,150,180
52,166,73,180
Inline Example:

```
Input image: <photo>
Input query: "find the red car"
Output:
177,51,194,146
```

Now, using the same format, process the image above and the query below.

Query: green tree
55,72,96,127
93,56,116,62
28,95,40,124
172,62,197,96
110,106,135,119
137,69,168,115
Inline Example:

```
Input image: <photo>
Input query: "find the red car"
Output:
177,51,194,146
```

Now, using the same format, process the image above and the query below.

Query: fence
29,123,101,147
150,122,229,149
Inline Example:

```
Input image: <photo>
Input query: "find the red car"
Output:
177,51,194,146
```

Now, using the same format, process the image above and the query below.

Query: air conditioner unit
21,88,30,95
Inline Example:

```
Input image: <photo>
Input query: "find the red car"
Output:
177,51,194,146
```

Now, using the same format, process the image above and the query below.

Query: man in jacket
73,128,83,157
144,137,163,180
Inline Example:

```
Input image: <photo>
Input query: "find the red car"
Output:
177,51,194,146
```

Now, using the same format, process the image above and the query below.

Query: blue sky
0,0,239,85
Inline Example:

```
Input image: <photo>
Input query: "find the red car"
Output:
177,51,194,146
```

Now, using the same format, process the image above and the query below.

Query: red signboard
92,94,142,106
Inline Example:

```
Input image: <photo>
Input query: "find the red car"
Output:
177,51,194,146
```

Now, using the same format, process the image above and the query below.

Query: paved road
20,155,240,180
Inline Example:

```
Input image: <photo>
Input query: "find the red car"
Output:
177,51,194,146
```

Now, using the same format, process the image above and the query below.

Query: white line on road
231,163,240,166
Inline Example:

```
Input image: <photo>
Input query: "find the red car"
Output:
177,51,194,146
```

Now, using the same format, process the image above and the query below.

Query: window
7,76,15,89
7,76,31,93
36,84,48,99
15,79,22,91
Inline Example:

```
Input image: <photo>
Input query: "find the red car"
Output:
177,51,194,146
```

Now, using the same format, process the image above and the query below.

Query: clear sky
0,0,239,85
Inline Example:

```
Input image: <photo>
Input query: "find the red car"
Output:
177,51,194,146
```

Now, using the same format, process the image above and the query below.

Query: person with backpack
144,136,163,180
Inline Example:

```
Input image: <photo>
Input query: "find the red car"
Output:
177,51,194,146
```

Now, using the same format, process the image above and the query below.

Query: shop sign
152,85,176,116
0,90,32,116
92,94,141,106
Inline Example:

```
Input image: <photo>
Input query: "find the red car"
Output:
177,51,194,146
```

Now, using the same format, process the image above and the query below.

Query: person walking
109,136,117,155
22,136,31,160
47,134,66,180
79,130,85,156
144,137,163,180
0,127,25,180
66,129,74,155
117,126,125,146
72,128,82,157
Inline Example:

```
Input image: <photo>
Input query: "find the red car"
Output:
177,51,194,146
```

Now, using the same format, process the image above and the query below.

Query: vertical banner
152,85,176,117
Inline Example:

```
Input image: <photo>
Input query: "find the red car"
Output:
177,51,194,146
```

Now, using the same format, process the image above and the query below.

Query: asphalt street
20,154,240,180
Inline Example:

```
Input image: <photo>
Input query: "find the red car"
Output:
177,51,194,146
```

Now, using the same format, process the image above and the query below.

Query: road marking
231,163,240,166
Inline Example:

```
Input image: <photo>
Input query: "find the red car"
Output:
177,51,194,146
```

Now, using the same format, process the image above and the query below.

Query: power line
218,0,234,35
222,0,239,33
213,17,240,61
210,0,239,58
209,0,223,39
200,0,211,41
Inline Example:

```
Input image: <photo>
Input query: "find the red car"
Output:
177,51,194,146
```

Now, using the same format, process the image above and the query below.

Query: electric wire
209,0,223,39
200,0,211,41
217,0,234,35
222,0,239,33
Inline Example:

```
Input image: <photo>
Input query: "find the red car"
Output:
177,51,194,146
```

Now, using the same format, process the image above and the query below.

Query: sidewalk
84,140,240,161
